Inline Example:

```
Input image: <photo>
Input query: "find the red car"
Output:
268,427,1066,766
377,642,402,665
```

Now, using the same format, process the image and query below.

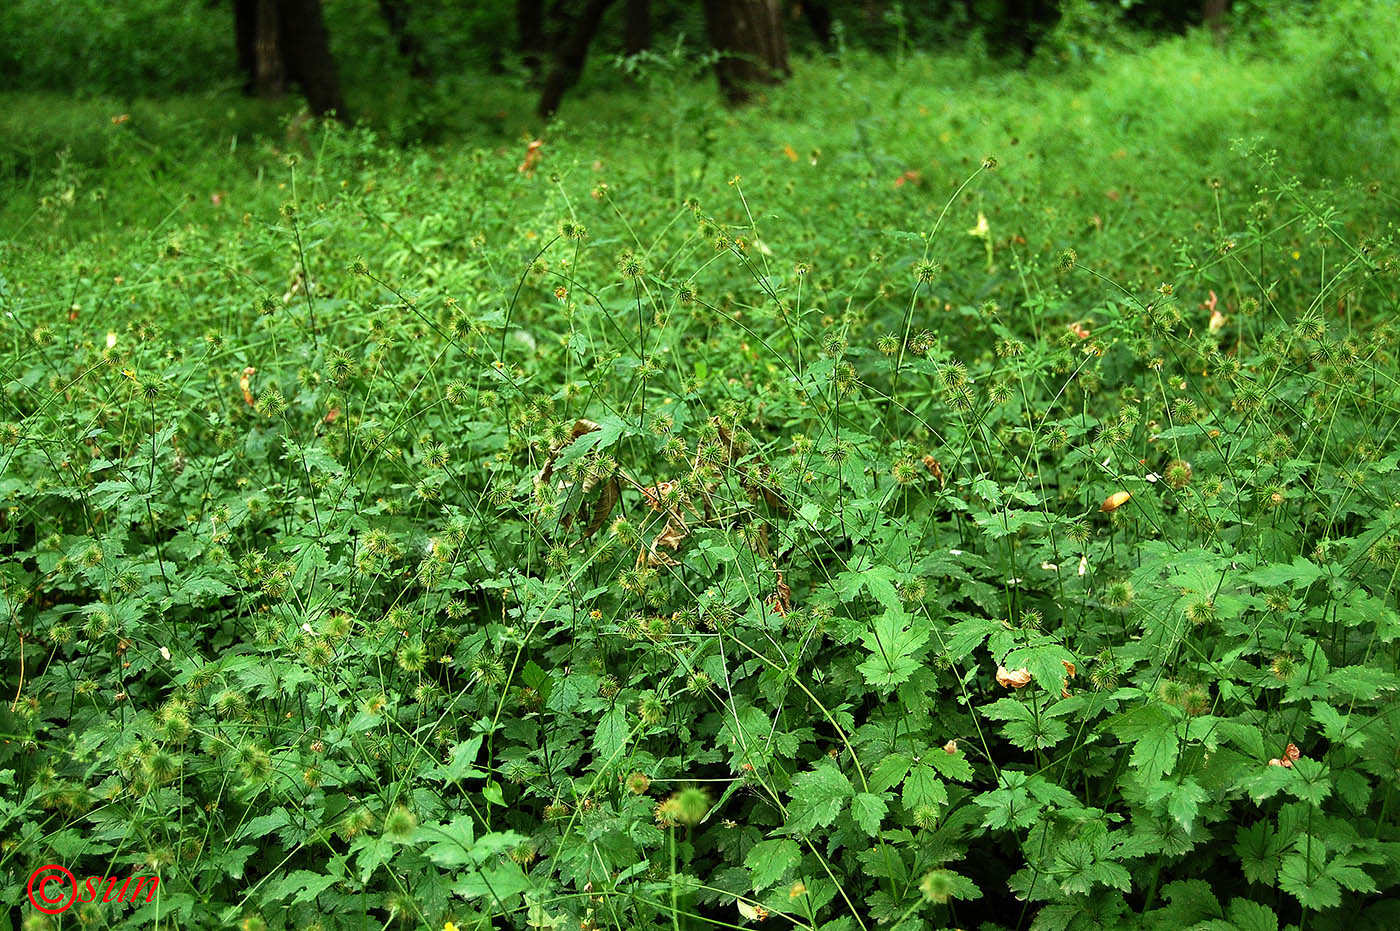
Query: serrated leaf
1279,849,1340,910
982,697,1034,723
415,816,484,867
1282,758,1331,807
942,615,1003,659
1234,821,1285,885
263,870,338,905
1129,728,1179,778
1002,641,1078,696
869,753,912,793
1225,897,1279,931
1236,763,1295,802
835,564,901,611
927,747,973,782
593,703,630,762
901,764,947,812
1165,778,1207,832
1244,556,1322,589
984,697,1068,750
857,607,928,689
1327,858,1377,894
851,792,888,836
1310,701,1361,748
787,761,853,833
745,838,800,889
452,861,533,902
918,868,982,903
433,736,485,783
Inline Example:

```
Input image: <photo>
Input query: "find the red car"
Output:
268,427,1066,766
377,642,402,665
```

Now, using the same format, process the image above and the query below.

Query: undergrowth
2,7,1399,931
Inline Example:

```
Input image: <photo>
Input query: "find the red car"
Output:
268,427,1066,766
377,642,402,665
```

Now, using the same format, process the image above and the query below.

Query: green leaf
926,746,974,782
901,763,947,812
593,703,630,762
1154,879,1221,924
237,809,292,841
869,753,912,793
433,736,485,784
1279,848,1341,910
1244,556,1322,589
1282,758,1331,807
976,774,1039,830
918,868,982,904
1310,701,1362,748
1236,763,1295,802
1234,821,1286,885
834,564,901,611
553,417,628,471
982,697,1033,723
851,792,888,836
787,761,853,833
1225,897,1280,931
1002,640,1078,696
943,615,1003,659
1327,857,1377,894
746,838,800,890
1108,705,1180,779
416,816,484,867
1165,778,1208,832
983,697,1068,750
263,870,338,906
857,607,928,689
452,861,533,903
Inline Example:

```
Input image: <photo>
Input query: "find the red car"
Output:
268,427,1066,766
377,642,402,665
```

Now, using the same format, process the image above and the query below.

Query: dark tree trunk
701,0,788,105
623,0,651,55
234,0,258,92
279,0,345,117
233,0,346,119
1203,0,1229,33
537,0,616,118
378,0,427,77
802,1,833,48
518,0,549,75
255,0,286,96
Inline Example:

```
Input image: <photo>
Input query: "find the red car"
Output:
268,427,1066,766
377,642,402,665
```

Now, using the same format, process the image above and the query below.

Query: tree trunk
279,0,345,118
254,0,286,97
518,0,548,76
802,1,833,49
623,0,651,55
233,0,346,119
234,0,258,92
701,0,788,106
1203,0,1229,33
537,0,616,118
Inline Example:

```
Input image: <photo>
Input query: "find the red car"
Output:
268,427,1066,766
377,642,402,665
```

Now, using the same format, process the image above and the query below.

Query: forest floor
3,10,1399,931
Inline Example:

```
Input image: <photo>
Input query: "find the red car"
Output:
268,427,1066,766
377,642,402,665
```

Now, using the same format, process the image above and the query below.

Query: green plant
3,8,1399,930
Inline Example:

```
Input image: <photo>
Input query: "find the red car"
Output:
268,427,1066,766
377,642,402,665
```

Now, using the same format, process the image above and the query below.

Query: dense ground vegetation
3,3,1399,930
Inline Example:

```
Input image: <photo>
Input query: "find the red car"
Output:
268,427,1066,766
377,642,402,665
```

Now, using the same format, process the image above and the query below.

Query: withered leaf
582,477,619,539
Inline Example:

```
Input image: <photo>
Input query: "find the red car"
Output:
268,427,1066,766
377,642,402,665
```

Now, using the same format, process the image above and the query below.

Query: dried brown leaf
996,665,1033,689
582,478,619,540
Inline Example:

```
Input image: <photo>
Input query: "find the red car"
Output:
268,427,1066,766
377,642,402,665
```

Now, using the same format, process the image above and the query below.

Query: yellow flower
967,211,990,239
444,922,459,931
